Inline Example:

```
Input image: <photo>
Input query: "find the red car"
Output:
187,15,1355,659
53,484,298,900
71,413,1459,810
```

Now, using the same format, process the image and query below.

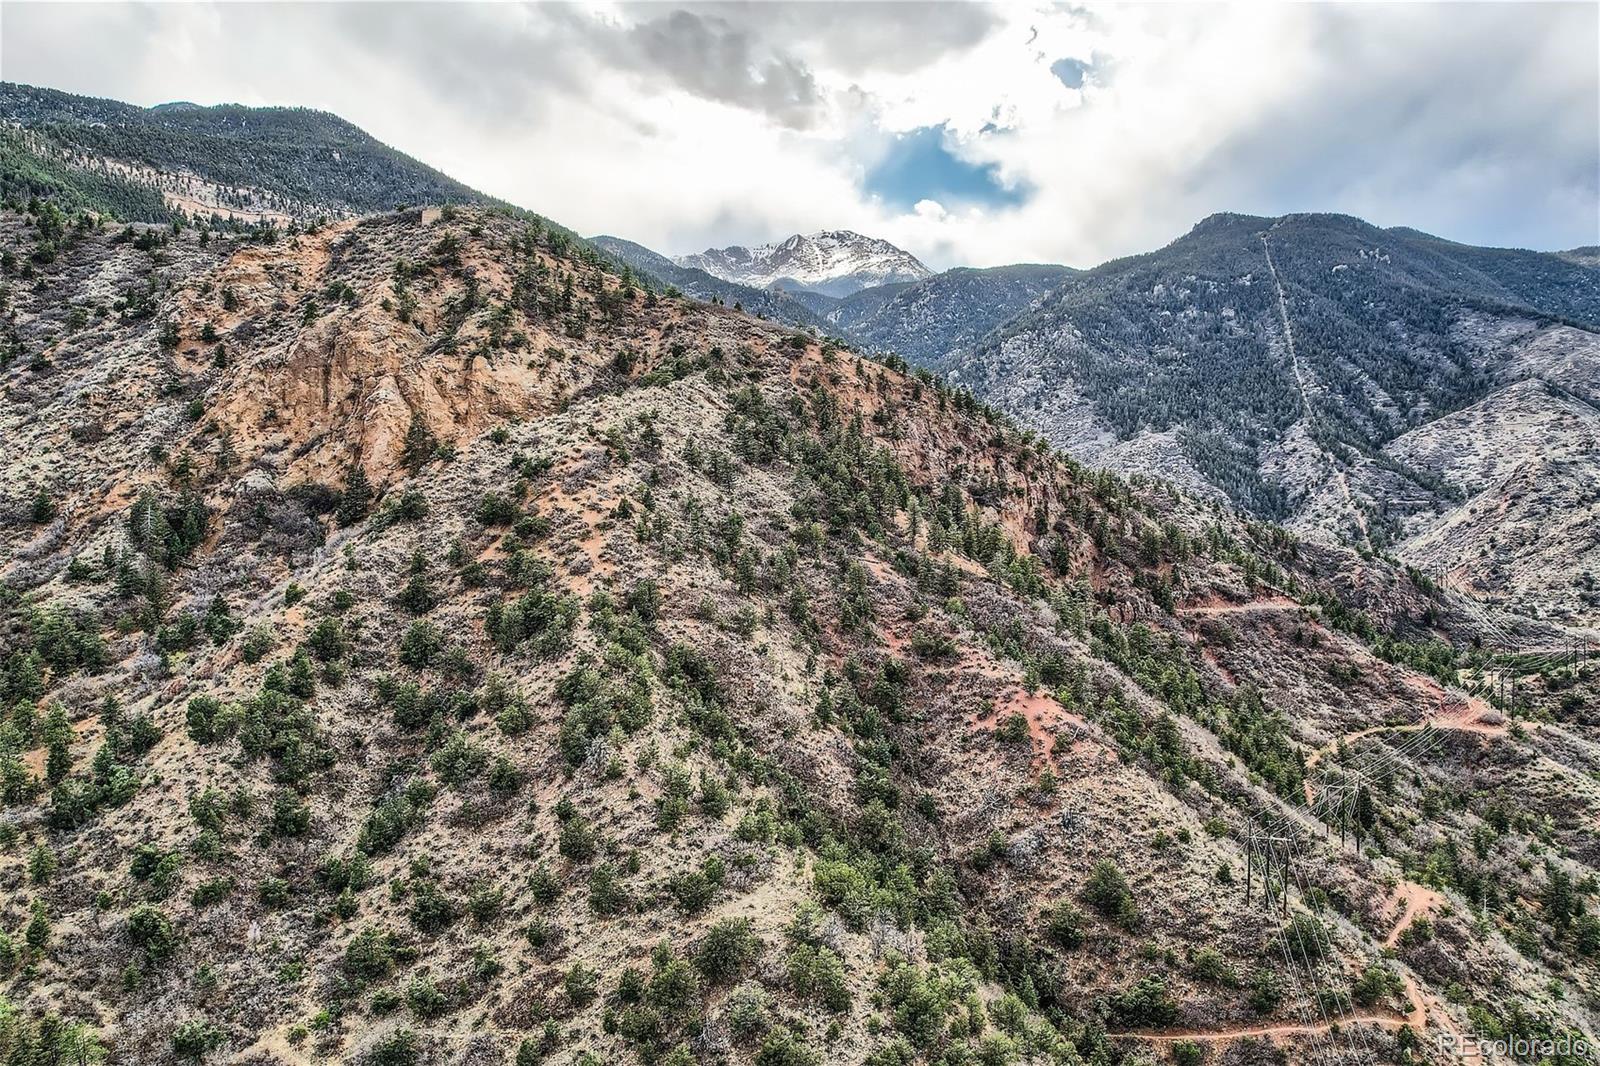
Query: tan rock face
175,218,608,488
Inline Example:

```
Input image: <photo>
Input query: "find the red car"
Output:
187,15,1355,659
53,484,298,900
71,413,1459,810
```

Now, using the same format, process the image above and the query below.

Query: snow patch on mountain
675,230,933,297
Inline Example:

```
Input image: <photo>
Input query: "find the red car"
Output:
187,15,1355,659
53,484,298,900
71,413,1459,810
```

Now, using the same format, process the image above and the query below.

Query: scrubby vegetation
0,196,1592,1066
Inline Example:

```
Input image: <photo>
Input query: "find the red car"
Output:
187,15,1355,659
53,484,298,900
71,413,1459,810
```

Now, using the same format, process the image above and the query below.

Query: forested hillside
1,82,497,224
940,212,1600,621
825,264,1074,366
0,199,1595,1066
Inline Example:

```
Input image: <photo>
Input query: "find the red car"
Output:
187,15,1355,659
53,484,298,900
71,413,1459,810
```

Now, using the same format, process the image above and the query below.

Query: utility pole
1316,770,1364,848
1244,816,1297,915
1265,828,1296,915
1244,819,1256,906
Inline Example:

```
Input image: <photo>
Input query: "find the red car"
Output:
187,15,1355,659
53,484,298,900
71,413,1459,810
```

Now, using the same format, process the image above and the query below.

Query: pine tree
397,572,436,615
1544,862,1576,936
337,465,374,526
401,415,436,474
24,898,50,951
42,704,72,785
28,844,56,885
0,746,32,806
287,652,317,699
1354,784,1376,847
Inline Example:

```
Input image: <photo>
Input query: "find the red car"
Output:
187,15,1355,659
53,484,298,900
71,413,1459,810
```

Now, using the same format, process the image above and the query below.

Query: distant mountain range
588,234,836,332
674,229,933,297
600,211,1600,622
596,231,1073,365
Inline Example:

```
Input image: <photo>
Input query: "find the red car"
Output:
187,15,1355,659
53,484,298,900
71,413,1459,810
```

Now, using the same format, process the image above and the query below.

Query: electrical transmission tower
1243,816,1300,916
1313,769,1371,850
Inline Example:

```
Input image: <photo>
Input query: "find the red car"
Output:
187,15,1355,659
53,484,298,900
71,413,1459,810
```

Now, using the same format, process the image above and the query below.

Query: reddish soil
968,685,1090,769
1385,881,1446,948
1178,595,1300,616
1117,1014,1403,1044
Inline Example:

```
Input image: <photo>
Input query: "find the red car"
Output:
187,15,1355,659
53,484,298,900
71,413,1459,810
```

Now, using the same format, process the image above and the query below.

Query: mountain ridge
588,234,836,334
1,81,502,225
938,210,1600,621
8,79,1598,628
602,231,1076,365
675,229,933,297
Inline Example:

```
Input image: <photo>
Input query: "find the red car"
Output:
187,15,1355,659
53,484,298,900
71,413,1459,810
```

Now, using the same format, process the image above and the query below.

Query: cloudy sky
3,2,1596,269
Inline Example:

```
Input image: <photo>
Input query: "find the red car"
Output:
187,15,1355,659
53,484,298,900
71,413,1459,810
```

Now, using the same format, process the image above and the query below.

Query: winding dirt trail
1380,882,1485,1057
1118,1013,1404,1044
1303,691,1506,776
1384,882,1446,949
1118,641,1506,1056
1118,928,1469,1056
1396,966,1482,1060
1178,595,1302,617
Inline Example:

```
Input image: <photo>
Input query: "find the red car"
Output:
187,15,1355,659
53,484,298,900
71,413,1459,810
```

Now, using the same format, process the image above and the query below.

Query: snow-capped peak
674,230,933,298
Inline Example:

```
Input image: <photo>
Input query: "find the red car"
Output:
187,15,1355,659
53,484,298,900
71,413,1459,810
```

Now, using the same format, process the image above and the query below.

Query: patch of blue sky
863,124,1031,211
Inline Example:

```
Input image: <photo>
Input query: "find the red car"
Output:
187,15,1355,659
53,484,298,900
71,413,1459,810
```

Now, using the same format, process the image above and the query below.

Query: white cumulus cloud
2,1,1593,269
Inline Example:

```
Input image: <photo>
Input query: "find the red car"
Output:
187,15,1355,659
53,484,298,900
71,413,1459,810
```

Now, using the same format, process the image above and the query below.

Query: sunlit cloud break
2,1,1594,268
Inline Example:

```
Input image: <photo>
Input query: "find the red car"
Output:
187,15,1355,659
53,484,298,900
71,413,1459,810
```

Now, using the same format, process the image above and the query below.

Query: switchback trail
1302,693,1506,776
1384,882,1446,949
1113,884,1471,1054
1133,595,1507,1056
1177,596,1302,617
1115,1014,1404,1044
